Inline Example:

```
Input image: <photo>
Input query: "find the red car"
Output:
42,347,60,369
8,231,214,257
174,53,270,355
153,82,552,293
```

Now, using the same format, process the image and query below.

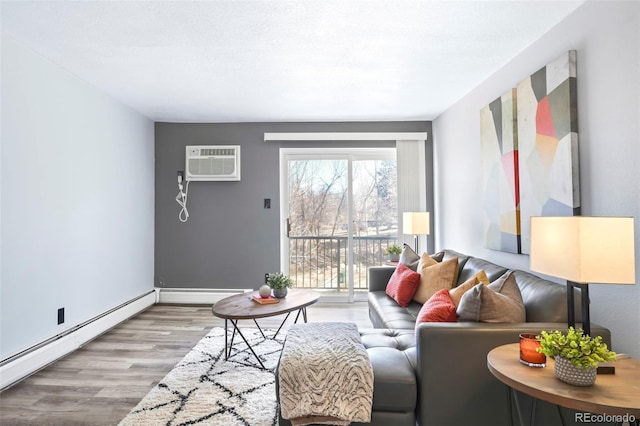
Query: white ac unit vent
185,145,240,181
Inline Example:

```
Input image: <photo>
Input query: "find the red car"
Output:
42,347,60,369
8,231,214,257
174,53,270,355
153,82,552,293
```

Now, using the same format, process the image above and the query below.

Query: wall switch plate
264,198,271,209
57,308,65,325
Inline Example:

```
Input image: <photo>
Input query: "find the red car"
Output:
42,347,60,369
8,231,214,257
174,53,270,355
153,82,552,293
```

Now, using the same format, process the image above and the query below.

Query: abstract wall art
516,50,580,254
480,51,580,254
480,89,521,253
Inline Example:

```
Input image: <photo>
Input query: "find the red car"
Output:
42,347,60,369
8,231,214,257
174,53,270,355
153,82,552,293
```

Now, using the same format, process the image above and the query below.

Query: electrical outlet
264,198,271,209
57,308,65,325
265,273,269,284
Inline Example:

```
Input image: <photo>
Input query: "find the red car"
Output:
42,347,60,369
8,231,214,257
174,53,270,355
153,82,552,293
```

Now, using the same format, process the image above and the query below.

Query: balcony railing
288,235,398,291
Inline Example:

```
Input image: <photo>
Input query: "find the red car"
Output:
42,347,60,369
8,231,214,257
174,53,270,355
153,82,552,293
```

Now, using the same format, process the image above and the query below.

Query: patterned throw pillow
416,288,458,323
385,263,421,307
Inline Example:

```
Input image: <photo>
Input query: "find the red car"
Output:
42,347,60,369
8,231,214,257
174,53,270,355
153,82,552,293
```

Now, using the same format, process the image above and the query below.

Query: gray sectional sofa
367,249,612,426
276,248,612,426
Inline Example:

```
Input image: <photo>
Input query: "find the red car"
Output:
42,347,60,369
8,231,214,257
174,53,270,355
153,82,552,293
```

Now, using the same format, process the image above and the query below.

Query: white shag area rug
119,327,284,426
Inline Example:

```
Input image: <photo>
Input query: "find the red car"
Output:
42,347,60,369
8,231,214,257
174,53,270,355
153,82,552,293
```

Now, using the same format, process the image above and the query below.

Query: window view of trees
287,158,398,291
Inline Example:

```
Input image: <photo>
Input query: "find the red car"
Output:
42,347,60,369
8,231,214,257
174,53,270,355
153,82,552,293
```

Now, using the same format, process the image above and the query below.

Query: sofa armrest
368,266,395,292
415,322,611,426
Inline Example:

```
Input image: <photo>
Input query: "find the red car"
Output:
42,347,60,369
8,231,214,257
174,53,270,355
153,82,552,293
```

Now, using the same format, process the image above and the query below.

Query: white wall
433,1,640,357
1,36,155,360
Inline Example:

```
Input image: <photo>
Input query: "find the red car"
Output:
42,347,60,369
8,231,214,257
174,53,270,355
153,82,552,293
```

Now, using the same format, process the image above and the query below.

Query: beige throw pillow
456,271,525,323
449,270,489,308
413,256,459,304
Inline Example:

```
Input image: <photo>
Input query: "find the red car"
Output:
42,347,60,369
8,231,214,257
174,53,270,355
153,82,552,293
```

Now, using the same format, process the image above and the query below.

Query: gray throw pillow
399,244,444,271
399,244,420,271
456,271,525,323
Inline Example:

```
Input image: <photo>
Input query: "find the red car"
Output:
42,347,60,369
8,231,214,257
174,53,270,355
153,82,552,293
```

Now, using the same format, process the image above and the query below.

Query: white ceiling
1,1,584,123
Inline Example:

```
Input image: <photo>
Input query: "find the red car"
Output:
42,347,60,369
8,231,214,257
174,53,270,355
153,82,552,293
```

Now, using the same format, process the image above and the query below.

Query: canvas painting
480,89,521,253
516,51,580,254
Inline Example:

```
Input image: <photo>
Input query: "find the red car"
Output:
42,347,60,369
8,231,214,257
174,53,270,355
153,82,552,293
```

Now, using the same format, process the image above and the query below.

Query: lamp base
567,281,590,336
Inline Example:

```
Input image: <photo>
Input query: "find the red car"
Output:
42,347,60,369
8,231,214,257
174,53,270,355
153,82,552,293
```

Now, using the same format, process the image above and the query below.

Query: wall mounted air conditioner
185,145,241,181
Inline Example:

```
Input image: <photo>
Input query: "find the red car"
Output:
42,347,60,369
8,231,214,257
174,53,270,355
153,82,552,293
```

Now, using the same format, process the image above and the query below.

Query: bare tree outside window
287,158,397,291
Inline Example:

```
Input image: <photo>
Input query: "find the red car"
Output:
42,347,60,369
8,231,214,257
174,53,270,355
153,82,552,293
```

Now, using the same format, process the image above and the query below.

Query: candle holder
519,333,546,367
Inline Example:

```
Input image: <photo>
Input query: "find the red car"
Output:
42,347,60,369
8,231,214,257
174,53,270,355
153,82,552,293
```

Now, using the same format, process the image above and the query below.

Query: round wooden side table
487,343,640,426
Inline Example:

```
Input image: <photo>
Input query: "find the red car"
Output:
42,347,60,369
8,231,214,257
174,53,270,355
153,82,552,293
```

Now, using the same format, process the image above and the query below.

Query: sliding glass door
280,148,397,302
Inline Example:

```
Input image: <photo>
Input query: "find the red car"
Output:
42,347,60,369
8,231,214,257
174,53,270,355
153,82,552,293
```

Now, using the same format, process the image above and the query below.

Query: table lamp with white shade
529,216,635,336
403,212,430,253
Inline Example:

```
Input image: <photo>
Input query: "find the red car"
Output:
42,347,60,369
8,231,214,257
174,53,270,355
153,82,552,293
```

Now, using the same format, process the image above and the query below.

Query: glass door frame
279,147,396,302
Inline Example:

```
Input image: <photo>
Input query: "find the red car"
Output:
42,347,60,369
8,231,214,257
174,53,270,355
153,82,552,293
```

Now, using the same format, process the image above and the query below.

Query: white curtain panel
396,139,428,251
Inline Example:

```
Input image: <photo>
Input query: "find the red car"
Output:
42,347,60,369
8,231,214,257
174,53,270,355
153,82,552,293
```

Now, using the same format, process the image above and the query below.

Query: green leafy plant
266,272,293,289
537,327,616,369
386,244,402,255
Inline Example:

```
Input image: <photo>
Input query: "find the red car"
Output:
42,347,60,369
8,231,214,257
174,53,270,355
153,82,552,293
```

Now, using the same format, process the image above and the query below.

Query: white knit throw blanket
278,322,374,426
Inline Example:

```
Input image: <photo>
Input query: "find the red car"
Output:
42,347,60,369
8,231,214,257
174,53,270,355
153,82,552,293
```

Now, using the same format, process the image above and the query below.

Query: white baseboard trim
155,288,252,304
0,291,156,390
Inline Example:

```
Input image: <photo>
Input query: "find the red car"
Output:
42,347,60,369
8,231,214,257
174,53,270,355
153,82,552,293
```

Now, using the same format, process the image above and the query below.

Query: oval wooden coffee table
212,288,319,369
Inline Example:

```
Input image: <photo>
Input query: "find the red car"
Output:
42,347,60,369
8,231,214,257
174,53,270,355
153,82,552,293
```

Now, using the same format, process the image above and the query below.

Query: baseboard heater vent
155,288,252,305
0,290,156,391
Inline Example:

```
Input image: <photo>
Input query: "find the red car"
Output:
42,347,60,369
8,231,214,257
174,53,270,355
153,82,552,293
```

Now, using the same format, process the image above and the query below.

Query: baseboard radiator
1,288,258,390
155,287,252,304
0,291,156,391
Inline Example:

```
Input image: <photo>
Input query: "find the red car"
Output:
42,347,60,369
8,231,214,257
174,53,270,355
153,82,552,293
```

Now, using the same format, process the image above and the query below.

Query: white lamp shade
530,216,636,284
403,212,430,235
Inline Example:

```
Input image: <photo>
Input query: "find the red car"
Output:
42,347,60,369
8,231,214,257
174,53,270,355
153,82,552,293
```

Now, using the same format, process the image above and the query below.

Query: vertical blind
396,139,428,252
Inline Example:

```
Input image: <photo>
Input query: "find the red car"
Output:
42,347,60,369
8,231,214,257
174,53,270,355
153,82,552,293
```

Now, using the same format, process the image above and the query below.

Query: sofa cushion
512,270,581,322
368,292,419,329
385,263,421,307
457,271,525,323
449,270,489,308
360,328,416,352
456,256,508,286
412,257,459,304
359,329,417,413
416,289,457,323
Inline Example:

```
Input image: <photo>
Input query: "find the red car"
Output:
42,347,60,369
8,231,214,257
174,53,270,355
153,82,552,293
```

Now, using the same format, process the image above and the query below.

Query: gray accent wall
1,36,155,360
433,1,640,357
155,121,431,290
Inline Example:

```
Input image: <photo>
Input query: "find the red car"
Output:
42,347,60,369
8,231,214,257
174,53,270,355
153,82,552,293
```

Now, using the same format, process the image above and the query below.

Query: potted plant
537,327,616,386
386,244,402,262
267,272,293,298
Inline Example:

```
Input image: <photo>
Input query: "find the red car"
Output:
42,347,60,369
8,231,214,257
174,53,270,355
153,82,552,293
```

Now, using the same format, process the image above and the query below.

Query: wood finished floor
0,302,371,425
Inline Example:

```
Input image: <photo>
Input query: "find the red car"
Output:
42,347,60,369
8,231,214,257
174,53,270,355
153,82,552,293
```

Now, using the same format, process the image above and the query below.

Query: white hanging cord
176,177,190,223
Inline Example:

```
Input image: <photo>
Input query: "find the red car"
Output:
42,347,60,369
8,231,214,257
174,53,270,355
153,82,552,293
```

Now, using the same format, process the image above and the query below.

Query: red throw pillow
416,288,458,323
385,263,421,307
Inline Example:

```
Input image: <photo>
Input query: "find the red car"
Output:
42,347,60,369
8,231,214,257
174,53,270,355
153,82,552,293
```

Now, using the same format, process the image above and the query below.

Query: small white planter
554,356,596,386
